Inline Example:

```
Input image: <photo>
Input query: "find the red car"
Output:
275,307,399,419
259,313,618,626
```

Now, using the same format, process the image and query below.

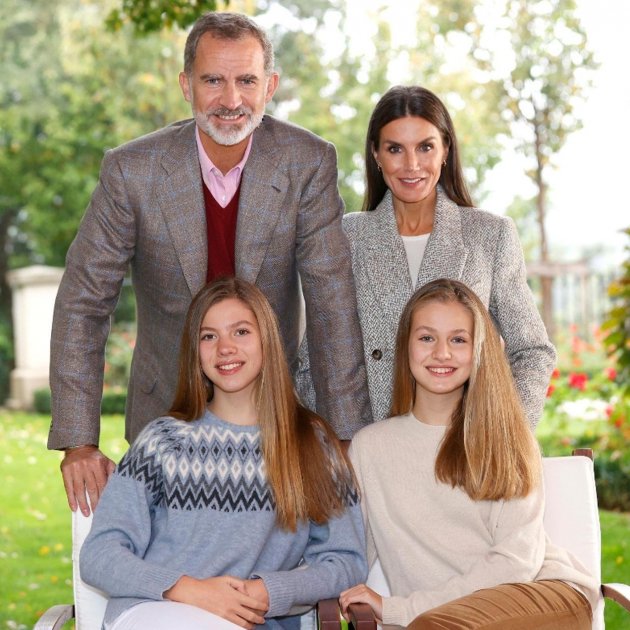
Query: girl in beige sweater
340,278,597,629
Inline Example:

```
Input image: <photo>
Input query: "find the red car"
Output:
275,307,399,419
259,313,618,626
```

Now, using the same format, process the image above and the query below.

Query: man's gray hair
184,12,275,76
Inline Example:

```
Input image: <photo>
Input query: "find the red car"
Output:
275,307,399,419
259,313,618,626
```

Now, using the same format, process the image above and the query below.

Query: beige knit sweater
349,413,599,627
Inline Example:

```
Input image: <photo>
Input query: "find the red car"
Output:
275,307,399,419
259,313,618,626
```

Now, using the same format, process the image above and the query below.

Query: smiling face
373,115,448,211
179,33,279,150
199,297,263,406
408,299,473,407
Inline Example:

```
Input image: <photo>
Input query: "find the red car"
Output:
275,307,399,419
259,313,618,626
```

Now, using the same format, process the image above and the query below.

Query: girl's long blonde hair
390,278,541,500
170,277,354,530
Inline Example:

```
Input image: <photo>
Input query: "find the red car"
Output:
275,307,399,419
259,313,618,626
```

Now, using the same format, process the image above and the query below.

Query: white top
401,233,429,287
349,413,599,627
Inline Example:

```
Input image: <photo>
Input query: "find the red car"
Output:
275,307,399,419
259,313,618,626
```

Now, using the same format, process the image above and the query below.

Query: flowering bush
539,326,630,511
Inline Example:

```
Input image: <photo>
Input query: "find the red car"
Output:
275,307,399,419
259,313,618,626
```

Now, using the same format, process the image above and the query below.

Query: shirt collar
195,125,253,180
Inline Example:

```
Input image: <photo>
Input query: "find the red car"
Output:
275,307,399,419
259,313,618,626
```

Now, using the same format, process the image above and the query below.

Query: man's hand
339,583,383,624
164,575,268,629
60,445,115,515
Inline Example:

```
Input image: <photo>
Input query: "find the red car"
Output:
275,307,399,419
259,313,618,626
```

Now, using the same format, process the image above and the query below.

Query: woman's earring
442,160,447,167
376,161,382,172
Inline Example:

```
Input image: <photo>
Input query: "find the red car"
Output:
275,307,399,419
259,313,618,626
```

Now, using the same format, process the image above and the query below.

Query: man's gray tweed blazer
49,116,371,448
297,186,555,426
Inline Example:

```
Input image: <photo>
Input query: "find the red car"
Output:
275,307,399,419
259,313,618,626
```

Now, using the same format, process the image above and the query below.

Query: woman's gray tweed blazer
297,186,556,428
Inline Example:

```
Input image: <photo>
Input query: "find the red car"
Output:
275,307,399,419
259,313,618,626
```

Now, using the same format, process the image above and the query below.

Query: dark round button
371,349,383,360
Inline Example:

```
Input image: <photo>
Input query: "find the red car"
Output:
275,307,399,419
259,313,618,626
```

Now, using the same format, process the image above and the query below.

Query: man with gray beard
48,12,371,516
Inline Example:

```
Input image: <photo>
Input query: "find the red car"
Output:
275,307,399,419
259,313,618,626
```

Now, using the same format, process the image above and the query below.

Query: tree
106,0,224,33
469,0,597,338
260,0,507,210
0,0,191,400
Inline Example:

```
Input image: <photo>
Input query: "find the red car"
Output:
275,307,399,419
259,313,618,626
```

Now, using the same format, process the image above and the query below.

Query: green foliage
0,317,13,403
602,227,630,398
0,0,189,402
101,391,128,415
505,196,538,260
462,0,597,333
0,412,128,628
34,389,52,415
263,0,506,210
34,387,127,416
106,0,224,33
1,0,190,268
538,324,630,511
104,326,136,391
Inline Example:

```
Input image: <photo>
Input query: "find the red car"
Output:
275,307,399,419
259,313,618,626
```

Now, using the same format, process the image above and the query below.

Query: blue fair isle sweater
80,411,367,628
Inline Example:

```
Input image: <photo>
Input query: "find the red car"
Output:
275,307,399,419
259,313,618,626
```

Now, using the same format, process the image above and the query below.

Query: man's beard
194,106,264,146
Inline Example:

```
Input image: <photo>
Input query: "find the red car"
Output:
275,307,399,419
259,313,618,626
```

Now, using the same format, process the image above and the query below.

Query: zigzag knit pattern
118,417,275,512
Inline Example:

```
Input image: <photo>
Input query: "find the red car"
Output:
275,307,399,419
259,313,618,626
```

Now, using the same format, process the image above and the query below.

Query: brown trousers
407,580,592,630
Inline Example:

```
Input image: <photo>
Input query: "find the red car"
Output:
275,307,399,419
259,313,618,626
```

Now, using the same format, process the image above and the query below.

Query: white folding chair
34,507,106,630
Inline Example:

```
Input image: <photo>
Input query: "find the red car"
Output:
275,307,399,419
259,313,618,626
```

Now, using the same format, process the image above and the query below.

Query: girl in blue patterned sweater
80,277,366,630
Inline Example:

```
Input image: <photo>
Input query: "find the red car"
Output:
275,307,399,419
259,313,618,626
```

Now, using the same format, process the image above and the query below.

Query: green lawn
1,412,628,629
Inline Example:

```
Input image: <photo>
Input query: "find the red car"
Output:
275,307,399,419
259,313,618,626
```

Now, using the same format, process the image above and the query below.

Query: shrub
34,387,52,414
540,328,630,511
101,390,127,415
32,388,126,416
595,457,630,512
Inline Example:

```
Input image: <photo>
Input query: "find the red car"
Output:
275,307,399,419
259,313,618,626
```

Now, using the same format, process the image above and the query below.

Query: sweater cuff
382,596,415,627
253,571,296,617
137,565,184,600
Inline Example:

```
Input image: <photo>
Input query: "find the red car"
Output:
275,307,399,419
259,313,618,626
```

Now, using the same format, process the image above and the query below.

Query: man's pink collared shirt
195,126,252,207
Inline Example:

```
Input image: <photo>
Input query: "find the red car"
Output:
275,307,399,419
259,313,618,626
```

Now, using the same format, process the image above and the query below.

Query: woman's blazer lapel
417,188,469,288
358,191,415,322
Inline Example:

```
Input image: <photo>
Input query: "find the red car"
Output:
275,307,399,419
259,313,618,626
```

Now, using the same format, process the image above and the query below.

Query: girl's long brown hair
169,277,354,530
390,278,540,500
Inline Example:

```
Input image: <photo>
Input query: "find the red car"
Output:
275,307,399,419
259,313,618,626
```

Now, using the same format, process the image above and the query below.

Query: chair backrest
542,454,604,629
72,510,108,630
366,454,604,628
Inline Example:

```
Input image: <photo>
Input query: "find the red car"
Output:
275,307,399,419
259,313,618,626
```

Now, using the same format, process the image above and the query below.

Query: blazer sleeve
489,217,556,427
48,149,136,449
295,142,372,438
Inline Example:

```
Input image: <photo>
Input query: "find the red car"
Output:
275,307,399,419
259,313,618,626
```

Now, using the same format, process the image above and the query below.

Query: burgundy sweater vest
203,181,241,283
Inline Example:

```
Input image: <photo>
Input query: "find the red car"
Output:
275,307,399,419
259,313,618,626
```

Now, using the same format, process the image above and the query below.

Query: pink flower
551,368,561,380
606,367,617,381
568,372,588,391
546,384,556,398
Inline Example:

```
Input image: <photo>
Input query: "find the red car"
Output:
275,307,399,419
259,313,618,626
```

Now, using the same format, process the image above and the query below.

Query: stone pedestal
6,265,64,410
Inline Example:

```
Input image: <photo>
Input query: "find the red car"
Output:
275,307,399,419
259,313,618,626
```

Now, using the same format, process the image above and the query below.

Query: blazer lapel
157,122,207,296
417,187,468,287
236,118,289,283
361,191,414,320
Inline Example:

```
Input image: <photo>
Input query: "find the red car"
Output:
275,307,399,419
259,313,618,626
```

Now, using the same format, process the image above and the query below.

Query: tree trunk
534,121,555,342
0,211,16,402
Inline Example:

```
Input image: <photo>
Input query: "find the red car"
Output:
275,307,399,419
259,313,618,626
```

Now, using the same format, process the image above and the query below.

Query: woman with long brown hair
340,279,596,629
80,277,366,630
